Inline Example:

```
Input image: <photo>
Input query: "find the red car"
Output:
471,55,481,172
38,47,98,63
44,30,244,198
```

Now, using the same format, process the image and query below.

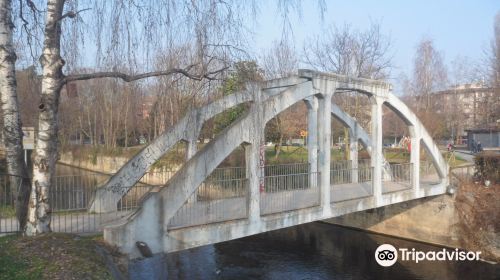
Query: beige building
432,83,499,138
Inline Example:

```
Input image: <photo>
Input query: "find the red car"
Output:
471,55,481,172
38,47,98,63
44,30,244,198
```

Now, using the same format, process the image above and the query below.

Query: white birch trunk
26,0,65,235
0,0,31,230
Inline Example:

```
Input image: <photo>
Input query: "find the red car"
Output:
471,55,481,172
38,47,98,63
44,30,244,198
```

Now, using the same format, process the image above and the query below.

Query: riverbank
325,182,500,262
0,233,120,280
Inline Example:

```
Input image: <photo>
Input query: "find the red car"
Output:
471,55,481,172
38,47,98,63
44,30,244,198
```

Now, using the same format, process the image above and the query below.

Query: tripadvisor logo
374,244,482,267
375,244,398,267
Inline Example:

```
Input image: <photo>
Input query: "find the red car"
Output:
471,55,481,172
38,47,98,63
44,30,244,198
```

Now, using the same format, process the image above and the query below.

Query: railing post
371,97,383,204
409,126,420,196
318,92,333,214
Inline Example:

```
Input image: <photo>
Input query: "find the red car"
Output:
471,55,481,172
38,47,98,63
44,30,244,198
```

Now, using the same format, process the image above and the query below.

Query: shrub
474,152,500,183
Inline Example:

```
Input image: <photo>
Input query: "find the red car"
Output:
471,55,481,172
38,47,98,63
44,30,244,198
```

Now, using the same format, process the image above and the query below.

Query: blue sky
251,0,499,87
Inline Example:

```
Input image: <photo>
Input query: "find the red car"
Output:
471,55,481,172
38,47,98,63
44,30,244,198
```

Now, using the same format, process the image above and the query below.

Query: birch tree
0,0,31,231
409,38,448,112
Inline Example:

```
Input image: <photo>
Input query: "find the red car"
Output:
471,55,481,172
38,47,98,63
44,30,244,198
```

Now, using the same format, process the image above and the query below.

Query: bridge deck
0,180,426,234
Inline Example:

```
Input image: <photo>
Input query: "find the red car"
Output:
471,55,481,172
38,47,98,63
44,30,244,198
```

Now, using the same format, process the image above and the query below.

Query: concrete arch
383,94,448,179
90,89,254,212
103,70,450,259
104,82,315,256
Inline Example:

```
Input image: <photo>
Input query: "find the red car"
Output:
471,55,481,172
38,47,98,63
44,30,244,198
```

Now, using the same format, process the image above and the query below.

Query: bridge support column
305,97,319,187
245,87,265,223
409,126,421,196
350,128,359,183
245,141,264,223
318,93,333,214
371,97,383,204
186,139,198,160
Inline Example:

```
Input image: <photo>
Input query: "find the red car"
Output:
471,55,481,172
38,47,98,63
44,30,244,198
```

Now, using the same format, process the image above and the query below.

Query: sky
250,0,499,92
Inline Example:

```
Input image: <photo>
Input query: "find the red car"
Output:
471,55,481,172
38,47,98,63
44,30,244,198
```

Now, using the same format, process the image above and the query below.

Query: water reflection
166,223,499,280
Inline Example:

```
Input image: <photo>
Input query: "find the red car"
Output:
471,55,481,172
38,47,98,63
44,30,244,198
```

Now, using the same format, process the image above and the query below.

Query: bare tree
0,0,31,230
303,22,393,156
408,38,448,112
481,11,500,127
261,40,301,158
303,22,392,79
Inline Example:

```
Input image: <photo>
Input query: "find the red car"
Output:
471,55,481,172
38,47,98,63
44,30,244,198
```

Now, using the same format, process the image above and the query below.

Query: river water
55,164,499,279
165,223,499,279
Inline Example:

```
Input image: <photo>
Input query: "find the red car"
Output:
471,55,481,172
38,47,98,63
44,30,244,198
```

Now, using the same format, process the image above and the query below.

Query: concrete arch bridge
90,70,449,259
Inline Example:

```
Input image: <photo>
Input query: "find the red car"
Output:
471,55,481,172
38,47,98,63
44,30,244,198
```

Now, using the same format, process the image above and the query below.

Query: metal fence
389,163,413,184
139,170,176,186
450,164,475,184
420,160,437,176
419,160,441,185
382,163,413,193
260,172,320,215
0,175,29,233
265,163,310,176
0,173,151,234
1,161,403,234
331,160,353,171
330,166,372,185
168,178,248,229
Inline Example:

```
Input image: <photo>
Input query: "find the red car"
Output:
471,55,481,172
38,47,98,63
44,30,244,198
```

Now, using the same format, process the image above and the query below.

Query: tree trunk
0,0,31,231
26,0,65,235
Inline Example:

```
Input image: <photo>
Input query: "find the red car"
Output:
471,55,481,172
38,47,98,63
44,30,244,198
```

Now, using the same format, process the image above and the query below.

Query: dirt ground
0,233,118,280
455,181,500,262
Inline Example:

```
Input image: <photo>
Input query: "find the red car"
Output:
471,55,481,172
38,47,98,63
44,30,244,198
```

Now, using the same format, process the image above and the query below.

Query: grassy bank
0,233,114,280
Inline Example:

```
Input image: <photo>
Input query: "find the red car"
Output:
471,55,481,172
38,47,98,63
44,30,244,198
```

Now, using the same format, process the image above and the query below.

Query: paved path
454,150,474,163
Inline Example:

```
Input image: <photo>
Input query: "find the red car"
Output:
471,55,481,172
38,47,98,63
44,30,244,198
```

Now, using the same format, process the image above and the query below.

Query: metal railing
450,164,475,184
265,163,310,176
331,160,353,171
139,170,176,186
330,166,372,185
0,173,151,234
168,178,248,229
0,174,29,233
388,163,413,184
420,160,437,176
419,160,441,185
260,172,320,215
382,163,413,194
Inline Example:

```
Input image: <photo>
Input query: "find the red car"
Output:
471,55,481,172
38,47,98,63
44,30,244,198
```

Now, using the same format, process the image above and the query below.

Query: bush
474,152,500,183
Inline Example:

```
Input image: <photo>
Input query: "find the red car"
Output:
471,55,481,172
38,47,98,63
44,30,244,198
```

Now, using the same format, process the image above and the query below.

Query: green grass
0,233,113,280
0,205,16,218
264,146,346,165
0,235,43,280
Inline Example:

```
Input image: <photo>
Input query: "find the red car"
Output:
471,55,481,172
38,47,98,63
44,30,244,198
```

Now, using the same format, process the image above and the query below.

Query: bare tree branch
63,65,229,84
57,8,91,23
